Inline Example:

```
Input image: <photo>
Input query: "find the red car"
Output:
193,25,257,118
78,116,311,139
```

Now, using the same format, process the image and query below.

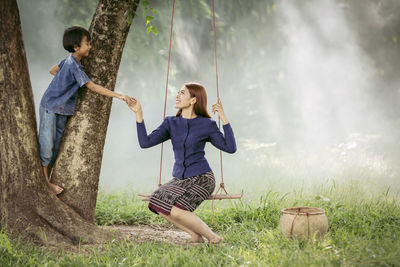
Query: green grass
1,182,400,266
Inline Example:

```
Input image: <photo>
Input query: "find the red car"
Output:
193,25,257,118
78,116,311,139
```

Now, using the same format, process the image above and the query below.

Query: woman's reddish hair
176,82,211,118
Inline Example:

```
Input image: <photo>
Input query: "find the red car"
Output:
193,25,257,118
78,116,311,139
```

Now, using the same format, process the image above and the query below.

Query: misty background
17,0,400,197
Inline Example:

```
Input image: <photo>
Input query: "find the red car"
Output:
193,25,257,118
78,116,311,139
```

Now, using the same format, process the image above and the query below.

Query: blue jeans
38,105,69,166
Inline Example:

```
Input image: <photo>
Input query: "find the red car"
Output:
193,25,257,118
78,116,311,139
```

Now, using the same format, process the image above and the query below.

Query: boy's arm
49,64,59,76
85,81,126,101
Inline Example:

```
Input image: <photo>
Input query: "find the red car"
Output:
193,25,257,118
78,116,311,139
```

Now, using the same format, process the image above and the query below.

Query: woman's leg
169,206,222,244
159,213,204,243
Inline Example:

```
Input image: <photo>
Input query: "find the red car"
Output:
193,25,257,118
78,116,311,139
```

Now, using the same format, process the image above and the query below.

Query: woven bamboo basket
280,207,328,240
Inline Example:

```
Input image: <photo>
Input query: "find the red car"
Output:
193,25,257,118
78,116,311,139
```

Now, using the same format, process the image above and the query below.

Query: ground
107,225,195,245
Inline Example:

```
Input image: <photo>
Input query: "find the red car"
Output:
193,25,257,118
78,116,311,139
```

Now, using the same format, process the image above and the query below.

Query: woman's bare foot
208,234,222,245
187,235,205,243
48,183,63,195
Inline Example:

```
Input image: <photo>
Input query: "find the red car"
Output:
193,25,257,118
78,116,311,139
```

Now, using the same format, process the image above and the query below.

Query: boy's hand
117,94,128,102
49,64,59,76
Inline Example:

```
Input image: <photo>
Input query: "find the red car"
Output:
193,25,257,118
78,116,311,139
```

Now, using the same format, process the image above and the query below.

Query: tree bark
51,0,140,223
0,0,113,246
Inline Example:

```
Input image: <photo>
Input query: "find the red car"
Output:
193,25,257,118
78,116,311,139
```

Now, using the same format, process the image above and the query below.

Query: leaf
145,16,154,26
126,11,133,25
147,26,152,34
151,8,157,15
143,7,148,17
142,0,149,7
151,26,159,35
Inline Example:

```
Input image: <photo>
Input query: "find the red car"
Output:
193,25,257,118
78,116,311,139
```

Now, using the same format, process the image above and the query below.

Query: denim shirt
40,54,91,115
137,116,237,179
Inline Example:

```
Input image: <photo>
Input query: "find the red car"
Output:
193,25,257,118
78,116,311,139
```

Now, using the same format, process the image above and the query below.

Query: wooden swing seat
138,191,243,202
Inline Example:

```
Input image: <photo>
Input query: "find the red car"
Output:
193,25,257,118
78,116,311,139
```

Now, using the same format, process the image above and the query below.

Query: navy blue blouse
137,115,236,179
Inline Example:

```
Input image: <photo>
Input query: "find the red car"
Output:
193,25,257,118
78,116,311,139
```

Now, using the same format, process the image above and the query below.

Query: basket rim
281,206,325,215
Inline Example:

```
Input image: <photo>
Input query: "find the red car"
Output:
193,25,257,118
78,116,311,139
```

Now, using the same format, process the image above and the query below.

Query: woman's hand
127,97,143,122
127,97,141,112
212,98,229,125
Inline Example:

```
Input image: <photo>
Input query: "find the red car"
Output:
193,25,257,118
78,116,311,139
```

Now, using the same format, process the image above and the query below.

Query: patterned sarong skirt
148,171,216,215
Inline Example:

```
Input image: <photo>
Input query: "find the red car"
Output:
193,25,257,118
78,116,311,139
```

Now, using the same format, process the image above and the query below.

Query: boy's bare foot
48,183,64,195
209,234,222,245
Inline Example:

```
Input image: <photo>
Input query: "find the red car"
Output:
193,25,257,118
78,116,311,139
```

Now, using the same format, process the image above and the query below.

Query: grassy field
1,182,399,266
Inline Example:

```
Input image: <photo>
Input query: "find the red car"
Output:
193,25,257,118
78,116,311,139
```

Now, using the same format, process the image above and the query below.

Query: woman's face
175,86,196,109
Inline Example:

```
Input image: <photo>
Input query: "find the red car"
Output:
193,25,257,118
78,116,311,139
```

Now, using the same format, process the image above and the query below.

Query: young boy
38,26,126,195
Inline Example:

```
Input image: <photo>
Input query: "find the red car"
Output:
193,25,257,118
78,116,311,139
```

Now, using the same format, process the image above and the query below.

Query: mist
17,0,400,197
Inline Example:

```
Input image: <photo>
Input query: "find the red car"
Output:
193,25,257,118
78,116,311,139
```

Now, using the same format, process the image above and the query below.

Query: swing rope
159,0,225,195
140,0,242,225
212,0,225,189
211,0,223,226
158,0,176,188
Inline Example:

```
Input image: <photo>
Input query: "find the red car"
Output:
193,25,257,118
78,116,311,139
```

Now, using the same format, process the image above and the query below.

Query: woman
126,82,236,244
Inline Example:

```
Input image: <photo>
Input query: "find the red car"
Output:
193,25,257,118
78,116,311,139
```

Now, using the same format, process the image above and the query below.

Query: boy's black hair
63,26,91,53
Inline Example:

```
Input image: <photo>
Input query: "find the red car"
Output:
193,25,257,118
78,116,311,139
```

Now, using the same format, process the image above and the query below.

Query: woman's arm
136,120,170,148
127,97,170,148
127,97,143,122
212,98,229,125
209,122,236,153
209,99,236,153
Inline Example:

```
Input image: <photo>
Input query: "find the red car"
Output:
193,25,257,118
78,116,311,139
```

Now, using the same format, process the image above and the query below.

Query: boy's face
74,36,91,57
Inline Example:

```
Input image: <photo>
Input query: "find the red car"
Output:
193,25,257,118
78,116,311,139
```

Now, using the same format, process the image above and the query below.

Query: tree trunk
51,0,140,222
0,0,113,246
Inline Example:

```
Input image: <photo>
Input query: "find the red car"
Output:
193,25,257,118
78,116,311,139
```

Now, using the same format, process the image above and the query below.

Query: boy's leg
49,113,68,168
42,166,62,194
47,164,53,177
45,114,68,194
43,164,52,180
38,106,63,195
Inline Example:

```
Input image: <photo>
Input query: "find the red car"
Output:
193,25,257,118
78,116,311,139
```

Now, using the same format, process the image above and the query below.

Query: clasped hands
119,95,227,124
118,95,142,114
